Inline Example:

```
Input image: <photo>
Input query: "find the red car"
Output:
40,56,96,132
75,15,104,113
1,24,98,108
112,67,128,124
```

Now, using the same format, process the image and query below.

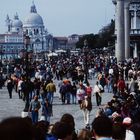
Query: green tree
76,19,115,49
76,34,97,49
97,19,115,48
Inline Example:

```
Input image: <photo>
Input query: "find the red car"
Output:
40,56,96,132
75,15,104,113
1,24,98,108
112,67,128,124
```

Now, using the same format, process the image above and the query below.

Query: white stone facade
113,0,140,61
0,2,52,59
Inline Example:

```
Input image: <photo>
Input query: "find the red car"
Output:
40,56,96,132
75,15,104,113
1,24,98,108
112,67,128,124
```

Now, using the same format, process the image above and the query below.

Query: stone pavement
0,78,113,131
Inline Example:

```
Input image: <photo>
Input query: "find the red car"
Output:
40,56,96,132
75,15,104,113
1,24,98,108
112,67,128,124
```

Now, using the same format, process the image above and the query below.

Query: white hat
123,117,132,125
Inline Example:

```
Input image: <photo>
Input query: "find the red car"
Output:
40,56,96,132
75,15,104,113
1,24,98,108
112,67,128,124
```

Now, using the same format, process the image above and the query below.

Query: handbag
100,89,104,93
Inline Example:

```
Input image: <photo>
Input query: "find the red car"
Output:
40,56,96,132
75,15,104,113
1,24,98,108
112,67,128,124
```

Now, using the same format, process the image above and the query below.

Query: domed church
11,13,23,33
0,2,53,59
23,2,50,55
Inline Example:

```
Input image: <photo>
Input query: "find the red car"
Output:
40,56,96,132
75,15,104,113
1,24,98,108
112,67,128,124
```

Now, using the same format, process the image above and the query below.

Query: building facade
0,2,53,60
129,0,140,58
113,0,140,61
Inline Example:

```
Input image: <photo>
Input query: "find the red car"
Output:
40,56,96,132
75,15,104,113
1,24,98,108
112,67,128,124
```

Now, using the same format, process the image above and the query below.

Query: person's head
47,124,55,134
79,82,83,88
113,115,123,124
34,120,49,140
78,129,92,140
112,123,126,140
60,113,75,130
34,95,38,101
122,117,132,129
73,82,76,86
52,121,73,140
92,116,113,139
0,117,34,140
111,112,121,122
96,81,99,85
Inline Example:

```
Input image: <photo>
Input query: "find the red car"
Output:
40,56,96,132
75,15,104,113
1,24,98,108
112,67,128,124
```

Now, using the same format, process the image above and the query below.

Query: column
112,0,117,34
134,43,138,58
134,9,137,29
116,0,125,62
124,0,130,59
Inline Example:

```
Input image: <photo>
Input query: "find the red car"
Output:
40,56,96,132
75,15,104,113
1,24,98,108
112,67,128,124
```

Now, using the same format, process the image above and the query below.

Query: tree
76,34,97,49
76,19,115,49
97,19,115,48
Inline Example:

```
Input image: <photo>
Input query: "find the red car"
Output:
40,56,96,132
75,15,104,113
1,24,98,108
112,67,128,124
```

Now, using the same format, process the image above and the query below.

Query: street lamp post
24,35,30,79
0,46,3,69
83,39,89,84
23,35,30,112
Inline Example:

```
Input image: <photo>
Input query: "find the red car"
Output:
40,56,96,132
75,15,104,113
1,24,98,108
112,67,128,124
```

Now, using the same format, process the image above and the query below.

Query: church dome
23,2,44,27
12,20,23,27
24,13,43,27
12,13,23,28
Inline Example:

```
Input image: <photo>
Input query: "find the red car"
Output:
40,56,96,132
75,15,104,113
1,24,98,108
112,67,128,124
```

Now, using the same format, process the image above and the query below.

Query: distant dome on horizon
12,13,23,28
23,2,44,28
23,13,44,27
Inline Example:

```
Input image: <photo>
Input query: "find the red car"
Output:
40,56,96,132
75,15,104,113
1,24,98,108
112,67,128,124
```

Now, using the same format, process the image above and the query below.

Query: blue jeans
47,92,54,104
31,111,38,124
66,92,71,104
71,94,76,104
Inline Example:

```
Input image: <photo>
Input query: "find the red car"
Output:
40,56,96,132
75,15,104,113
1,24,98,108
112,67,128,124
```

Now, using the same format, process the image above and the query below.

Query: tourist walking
86,82,92,100
42,98,52,122
117,76,126,97
71,82,77,104
17,77,23,99
59,82,67,104
94,81,103,106
77,83,86,108
46,80,56,104
7,77,14,99
29,95,41,124
80,96,92,128
65,80,72,104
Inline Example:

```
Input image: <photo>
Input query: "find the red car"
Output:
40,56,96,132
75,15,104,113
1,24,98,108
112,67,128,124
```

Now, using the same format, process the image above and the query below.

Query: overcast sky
0,0,115,36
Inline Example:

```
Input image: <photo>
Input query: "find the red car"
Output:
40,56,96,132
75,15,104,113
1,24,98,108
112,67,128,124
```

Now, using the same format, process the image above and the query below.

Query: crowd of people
0,53,140,139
